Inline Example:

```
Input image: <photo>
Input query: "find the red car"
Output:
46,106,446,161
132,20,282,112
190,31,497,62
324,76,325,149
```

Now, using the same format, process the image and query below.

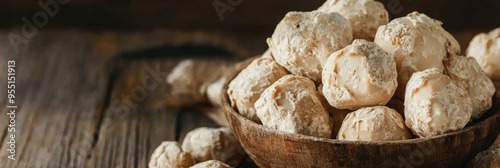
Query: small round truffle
337,106,412,141
181,127,242,163
467,28,500,81
374,12,461,99
468,144,500,168
404,68,472,137
317,0,389,41
190,160,233,168
322,39,397,110
227,57,289,122
149,141,196,168
444,55,495,119
267,11,353,81
255,75,333,138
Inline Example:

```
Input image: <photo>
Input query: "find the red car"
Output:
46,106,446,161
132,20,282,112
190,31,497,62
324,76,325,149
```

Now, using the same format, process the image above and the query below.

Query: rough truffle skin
267,11,353,81
337,106,412,141
322,39,397,110
190,160,233,168
227,57,289,122
181,127,242,163
374,12,461,99
255,75,333,138
167,59,235,105
404,68,472,137
466,28,500,81
444,55,495,119
317,0,388,41
468,144,500,168
149,141,196,168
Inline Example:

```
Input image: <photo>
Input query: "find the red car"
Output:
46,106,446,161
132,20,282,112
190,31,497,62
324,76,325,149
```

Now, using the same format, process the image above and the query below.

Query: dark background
1,0,499,33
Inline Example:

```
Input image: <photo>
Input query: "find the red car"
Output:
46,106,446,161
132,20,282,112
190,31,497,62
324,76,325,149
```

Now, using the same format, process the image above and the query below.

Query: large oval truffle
466,28,500,81
227,57,289,122
255,75,333,138
404,68,472,137
444,55,495,119
374,12,461,99
267,11,352,81
337,106,412,141
317,0,388,41
322,39,397,110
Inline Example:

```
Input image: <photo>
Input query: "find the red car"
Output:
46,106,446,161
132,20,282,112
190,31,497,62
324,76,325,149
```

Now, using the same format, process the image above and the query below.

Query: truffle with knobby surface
181,127,242,163
255,75,333,138
467,28,500,81
267,11,352,81
149,141,196,168
190,160,233,168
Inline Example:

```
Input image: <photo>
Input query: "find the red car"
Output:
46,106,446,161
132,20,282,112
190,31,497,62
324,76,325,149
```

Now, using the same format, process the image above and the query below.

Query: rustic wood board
0,29,498,168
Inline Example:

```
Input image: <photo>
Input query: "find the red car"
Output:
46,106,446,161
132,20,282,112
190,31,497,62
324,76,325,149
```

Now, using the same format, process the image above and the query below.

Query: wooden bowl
221,85,500,167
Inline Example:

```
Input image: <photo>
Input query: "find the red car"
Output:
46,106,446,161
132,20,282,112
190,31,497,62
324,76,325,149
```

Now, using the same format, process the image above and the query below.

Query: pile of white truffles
227,0,497,141
149,127,241,168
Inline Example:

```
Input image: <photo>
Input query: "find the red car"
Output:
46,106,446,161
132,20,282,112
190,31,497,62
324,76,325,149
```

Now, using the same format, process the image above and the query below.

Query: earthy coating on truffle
149,141,196,168
227,57,289,122
337,106,412,141
318,0,388,41
444,55,495,119
374,12,461,99
255,75,333,138
467,28,500,81
468,144,500,168
181,127,242,163
190,160,233,168
322,39,397,110
267,11,352,81
404,68,472,137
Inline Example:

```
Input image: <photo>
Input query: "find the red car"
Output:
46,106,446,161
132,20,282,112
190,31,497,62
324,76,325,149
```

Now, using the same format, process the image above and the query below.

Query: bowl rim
221,85,500,145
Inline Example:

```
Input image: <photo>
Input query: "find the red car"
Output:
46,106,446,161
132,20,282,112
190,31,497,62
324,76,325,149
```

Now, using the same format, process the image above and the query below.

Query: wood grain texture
0,30,109,168
223,87,500,168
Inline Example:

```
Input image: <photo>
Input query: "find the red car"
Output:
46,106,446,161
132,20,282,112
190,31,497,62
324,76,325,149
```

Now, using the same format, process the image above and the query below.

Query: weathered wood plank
0,30,109,168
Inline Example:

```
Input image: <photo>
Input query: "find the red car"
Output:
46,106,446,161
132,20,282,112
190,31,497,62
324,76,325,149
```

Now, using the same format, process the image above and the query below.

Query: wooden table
0,29,498,168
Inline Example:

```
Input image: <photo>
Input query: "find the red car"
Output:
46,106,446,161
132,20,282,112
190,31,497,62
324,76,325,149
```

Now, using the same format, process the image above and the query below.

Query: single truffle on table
181,127,242,163
149,141,196,168
466,28,500,81
317,0,388,41
404,68,472,137
255,75,333,138
227,57,289,122
468,144,500,168
444,55,495,119
374,12,461,99
337,106,412,141
322,39,397,110
267,11,352,81
190,160,233,168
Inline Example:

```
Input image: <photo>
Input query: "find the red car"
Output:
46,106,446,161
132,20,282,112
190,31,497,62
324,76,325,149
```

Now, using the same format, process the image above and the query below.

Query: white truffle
466,28,500,81
468,144,500,168
227,57,289,122
255,75,333,138
267,11,353,81
444,55,495,119
374,12,461,99
181,127,242,163
167,59,235,105
317,0,389,41
207,77,227,107
190,160,232,168
322,39,397,110
404,68,472,137
337,106,412,141
149,141,196,168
